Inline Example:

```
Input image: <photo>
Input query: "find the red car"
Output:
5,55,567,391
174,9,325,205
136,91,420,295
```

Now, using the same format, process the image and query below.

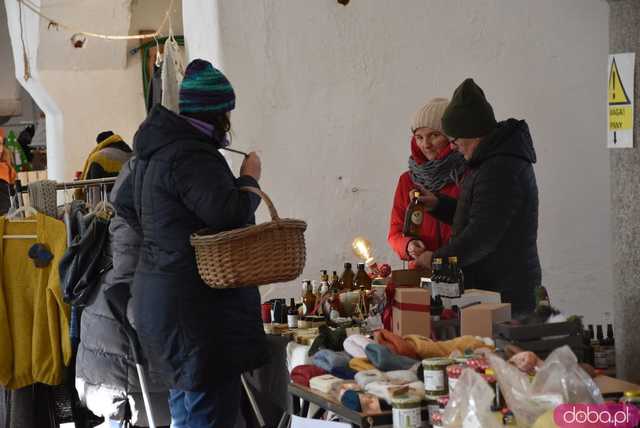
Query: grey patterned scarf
409,151,466,192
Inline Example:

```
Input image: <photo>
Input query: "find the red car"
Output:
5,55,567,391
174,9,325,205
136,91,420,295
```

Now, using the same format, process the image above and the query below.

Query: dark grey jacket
432,119,541,314
75,159,170,426
129,105,268,391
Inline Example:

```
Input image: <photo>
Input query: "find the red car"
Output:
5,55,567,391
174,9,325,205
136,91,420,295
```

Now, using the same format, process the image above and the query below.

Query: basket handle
239,186,280,221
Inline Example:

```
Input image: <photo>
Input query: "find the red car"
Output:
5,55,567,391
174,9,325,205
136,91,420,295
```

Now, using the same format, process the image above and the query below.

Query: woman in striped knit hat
387,98,465,268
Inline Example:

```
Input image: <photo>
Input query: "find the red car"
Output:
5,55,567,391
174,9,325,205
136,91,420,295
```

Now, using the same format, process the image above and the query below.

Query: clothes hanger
4,205,38,239
154,34,162,67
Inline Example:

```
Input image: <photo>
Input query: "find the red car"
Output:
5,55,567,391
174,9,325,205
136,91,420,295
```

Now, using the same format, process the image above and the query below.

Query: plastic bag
442,368,502,428
487,345,603,427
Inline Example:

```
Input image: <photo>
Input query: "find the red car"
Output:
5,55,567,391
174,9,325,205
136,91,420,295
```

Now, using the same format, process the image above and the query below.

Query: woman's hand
407,240,426,259
414,250,434,269
240,151,261,181
414,184,439,211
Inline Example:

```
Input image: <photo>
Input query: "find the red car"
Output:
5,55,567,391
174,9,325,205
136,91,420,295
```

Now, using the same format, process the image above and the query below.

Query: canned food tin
422,358,453,396
391,395,422,428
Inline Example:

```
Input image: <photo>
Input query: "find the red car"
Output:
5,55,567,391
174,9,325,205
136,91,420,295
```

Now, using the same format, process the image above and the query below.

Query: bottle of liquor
448,256,464,297
340,262,355,291
287,298,299,328
402,190,425,239
302,280,316,316
584,324,595,366
431,257,443,282
330,270,341,293
606,323,616,375
594,325,608,370
354,263,372,290
319,270,330,295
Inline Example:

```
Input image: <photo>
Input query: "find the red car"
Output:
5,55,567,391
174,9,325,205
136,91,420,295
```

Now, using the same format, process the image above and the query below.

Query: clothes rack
16,177,118,193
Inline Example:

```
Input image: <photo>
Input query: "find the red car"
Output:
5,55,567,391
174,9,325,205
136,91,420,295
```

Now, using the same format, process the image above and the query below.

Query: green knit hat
442,78,497,138
179,59,236,114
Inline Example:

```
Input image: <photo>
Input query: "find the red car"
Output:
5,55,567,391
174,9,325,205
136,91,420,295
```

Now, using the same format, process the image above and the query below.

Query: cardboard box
391,269,430,287
460,303,511,338
441,289,502,309
392,287,431,337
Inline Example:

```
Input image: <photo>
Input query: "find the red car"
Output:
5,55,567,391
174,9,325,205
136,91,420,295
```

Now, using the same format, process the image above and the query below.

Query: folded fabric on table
365,343,418,371
375,329,419,359
330,381,362,401
404,335,491,359
344,334,374,358
385,370,418,385
354,369,386,387
309,374,344,394
331,366,357,380
349,357,375,372
309,325,347,356
365,380,425,404
291,365,327,387
341,390,385,414
312,350,351,372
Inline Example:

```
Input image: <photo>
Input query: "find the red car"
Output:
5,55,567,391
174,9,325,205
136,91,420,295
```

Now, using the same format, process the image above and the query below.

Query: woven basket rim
191,218,307,245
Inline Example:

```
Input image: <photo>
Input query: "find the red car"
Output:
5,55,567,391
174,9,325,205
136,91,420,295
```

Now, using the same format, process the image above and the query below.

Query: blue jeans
169,376,241,428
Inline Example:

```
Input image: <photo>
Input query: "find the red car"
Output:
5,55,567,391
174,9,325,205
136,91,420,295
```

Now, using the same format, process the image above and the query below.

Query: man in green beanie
414,78,540,315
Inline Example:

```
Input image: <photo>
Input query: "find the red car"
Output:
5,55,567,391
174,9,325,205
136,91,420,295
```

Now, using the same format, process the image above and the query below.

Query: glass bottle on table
330,270,341,293
448,256,464,297
302,280,316,316
340,262,355,291
354,263,372,290
431,257,443,282
287,298,299,328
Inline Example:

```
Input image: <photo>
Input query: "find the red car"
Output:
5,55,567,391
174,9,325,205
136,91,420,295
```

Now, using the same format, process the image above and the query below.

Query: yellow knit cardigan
0,213,71,389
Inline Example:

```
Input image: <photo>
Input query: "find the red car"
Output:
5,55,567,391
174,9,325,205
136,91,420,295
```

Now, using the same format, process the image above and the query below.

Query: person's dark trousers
0,180,10,215
169,375,241,428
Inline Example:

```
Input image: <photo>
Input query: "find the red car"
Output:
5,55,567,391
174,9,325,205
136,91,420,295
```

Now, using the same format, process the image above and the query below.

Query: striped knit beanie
179,59,236,114
411,97,449,133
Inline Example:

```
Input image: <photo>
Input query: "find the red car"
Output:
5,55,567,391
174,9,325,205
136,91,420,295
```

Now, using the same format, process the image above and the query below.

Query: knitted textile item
331,366,357,380
309,374,343,394
308,325,346,356
375,329,419,359
354,369,385,387
365,343,418,371
311,350,351,372
442,78,497,138
365,380,425,404
28,180,58,218
179,59,235,114
411,97,449,132
161,37,185,113
349,358,376,372
403,335,491,359
385,370,418,385
343,334,373,359
290,365,327,387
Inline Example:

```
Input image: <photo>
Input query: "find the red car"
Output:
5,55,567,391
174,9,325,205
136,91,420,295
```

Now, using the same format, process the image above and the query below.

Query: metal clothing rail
16,177,118,193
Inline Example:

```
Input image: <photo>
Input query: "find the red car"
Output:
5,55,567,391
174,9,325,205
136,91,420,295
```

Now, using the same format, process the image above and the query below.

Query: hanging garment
0,213,71,389
59,214,112,307
146,64,163,114
161,38,185,113
28,180,58,218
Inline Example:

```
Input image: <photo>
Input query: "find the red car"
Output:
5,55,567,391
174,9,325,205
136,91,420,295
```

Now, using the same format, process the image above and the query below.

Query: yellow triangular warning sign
609,58,631,105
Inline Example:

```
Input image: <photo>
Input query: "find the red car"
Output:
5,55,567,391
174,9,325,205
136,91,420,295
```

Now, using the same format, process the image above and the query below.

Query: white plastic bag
487,345,603,427
442,368,502,428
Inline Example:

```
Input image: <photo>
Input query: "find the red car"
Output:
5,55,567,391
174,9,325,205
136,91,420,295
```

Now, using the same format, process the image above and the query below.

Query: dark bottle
431,257,443,282
594,325,608,369
340,262,355,291
403,190,425,239
588,324,595,341
330,270,341,293
287,298,299,328
448,256,464,296
606,323,616,374
354,263,372,290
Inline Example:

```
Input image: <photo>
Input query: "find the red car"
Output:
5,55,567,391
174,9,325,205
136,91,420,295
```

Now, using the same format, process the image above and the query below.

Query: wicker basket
190,186,307,288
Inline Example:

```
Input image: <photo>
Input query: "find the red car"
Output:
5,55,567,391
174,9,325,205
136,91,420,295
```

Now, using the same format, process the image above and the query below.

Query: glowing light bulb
352,236,374,265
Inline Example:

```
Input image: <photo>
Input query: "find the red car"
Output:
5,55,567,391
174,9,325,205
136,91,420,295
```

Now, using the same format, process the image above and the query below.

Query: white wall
184,0,612,325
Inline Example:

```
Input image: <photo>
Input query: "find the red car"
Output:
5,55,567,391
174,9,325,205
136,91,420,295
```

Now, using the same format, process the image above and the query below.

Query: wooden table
284,383,431,428
595,375,640,398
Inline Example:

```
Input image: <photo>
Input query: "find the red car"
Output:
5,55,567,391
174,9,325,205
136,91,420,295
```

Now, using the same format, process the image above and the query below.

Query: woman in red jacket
388,98,465,265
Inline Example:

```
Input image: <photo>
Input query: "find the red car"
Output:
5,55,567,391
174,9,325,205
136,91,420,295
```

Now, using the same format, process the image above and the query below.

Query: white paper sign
608,53,635,148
